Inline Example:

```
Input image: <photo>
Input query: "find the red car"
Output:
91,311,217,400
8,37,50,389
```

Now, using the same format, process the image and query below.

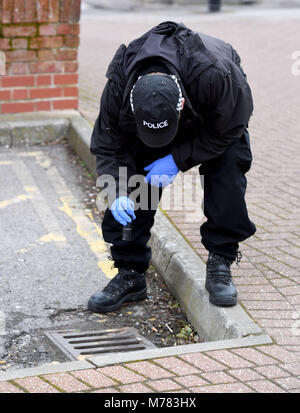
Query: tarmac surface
0,144,115,368
0,2,299,393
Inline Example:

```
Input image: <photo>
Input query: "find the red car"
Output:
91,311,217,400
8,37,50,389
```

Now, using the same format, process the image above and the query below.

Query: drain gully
44,327,156,361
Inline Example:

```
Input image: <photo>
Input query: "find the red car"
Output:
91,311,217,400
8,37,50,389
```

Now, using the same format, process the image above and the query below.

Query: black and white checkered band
130,74,184,114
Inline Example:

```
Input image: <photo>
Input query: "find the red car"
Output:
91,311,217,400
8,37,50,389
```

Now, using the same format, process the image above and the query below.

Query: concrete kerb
0,111,272,382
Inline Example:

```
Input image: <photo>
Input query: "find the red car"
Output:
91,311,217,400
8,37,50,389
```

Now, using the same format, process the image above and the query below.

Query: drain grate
44,327,156,360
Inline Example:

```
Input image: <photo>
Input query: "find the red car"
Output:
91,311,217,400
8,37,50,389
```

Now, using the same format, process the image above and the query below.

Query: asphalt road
0,144,113,369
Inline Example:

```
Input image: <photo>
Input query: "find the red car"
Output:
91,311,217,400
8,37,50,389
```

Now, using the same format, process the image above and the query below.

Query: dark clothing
200,131,256,259
101,131,256,272
91,21,256,265
90,21,254,198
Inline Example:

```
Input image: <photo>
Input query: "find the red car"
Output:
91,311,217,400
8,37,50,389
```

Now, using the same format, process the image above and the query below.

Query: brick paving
0,346,299,392
0,6,299,394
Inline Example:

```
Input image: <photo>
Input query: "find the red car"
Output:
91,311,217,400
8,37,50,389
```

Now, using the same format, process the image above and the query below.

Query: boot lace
208,254,233,285
103,268,135,296
208,251,242,285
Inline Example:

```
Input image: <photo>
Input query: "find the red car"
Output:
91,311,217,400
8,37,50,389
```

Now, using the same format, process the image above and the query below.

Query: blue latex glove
144,154,179,187
110,196,136,226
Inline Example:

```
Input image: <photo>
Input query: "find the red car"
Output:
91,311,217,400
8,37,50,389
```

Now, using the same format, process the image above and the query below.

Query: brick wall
0,0,81,114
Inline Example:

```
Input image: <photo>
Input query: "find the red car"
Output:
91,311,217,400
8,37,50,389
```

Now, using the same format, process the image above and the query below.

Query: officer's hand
144,154,179,188
110,196,136,226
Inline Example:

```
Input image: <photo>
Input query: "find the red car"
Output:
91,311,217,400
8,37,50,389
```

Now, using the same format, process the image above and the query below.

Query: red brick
6,50,37,62
1,101,34,113
231,348,278,366
13,0,25,23
54,73,78,85
29,61,63,74
0,381,24,393
206,350,255,369
2,75,35,87
180,353,226,372
154,356,200,376
201,371,237,384
5,62,10,76
275,377,300,390
59,0,72,23
64,61,78,72
228,368,265,382
174,375,208,387
98,366,144,385
55,49,77,61
258,345,300,363
30,87,62,99
39,24,57,36
57,23,79,35
281,362,300,376
254,364,291,379
37,75,52,86
147,379,182,392
119,383,153,393
42,372,90,393
24,0,37,22
48,0,59,22
63,86,78,97
11,38,28,49
10,62,28,75
247,380,286,393
0,90,11,100
37,0,49,23
2,0,13,23
38,50,55,61
71,369,118,388
243,301,294,311
191,383,254,393
64,35,79,48
2,24,37,37
30,36,63,49
0,39,10,50
36,100,51,111
13,89,28,100
91,388,120,393
14,377,60,393
126,361,173,380
70,0,81,23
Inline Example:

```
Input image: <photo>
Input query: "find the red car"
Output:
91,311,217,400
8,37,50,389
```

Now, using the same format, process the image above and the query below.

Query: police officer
88,21,256,313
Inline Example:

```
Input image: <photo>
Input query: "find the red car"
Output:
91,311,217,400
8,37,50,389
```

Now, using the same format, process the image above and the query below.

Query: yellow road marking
33,151,114,279
0,161,13,165
39,233,66,243
59,197,107,257
2,151,115,280
0,194,32,209
97,260,118,279
12,160,66,243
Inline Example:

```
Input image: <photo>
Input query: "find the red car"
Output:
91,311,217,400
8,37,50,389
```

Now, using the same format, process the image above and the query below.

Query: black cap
130,74,183,148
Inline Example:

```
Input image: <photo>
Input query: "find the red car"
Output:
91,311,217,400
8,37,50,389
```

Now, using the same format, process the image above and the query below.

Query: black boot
88,268,147,314
205,252,238,307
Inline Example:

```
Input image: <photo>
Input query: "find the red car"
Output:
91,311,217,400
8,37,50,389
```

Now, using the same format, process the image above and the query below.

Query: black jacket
90,21,253,195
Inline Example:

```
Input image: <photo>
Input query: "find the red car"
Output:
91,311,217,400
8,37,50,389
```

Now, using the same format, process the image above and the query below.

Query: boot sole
87,288,147,314
208,294,237,307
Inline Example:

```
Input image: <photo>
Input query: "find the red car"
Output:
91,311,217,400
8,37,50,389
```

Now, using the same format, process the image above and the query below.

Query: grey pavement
0,144,112,366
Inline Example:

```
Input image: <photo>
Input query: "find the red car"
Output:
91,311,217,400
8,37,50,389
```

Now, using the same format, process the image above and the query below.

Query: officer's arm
90,80,136,199
171,67,253,172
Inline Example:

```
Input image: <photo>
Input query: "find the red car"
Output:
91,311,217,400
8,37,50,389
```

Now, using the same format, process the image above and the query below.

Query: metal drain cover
44,327,156,360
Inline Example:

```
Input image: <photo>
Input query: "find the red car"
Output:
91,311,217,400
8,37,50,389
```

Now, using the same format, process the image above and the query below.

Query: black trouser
102,131,256,272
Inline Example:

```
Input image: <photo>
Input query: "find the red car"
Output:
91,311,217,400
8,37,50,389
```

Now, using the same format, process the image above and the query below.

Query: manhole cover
45,327,156,360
